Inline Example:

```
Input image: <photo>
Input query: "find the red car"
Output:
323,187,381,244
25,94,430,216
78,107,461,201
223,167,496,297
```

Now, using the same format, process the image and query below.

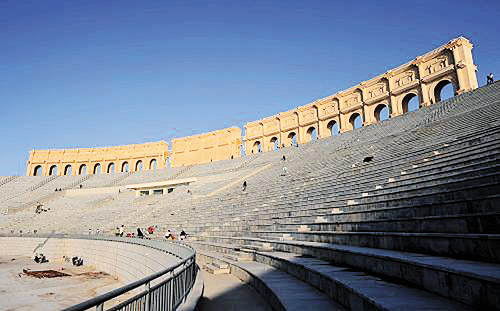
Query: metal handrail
1,234,197,311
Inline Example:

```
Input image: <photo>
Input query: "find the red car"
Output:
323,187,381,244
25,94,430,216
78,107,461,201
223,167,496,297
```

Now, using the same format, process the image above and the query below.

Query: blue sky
0,0,498,175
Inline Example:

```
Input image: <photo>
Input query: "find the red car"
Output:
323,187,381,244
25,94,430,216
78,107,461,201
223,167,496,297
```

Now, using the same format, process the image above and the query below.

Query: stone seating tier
1,82,500,310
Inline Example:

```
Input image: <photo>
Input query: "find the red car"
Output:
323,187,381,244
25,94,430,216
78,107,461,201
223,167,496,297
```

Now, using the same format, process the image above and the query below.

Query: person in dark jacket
137,228,144,238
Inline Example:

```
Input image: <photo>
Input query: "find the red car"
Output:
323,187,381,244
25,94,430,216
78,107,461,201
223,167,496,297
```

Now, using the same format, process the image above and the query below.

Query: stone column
450,38,478,94
416,61,431,106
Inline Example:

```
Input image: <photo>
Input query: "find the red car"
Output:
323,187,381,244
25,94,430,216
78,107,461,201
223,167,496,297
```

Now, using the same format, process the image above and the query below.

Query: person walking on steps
487,73,494,85
242,180,247,191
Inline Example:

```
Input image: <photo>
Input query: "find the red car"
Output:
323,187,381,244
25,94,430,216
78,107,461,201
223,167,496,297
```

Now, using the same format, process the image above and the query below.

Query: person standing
487,73,494,85
180,230,187,240
137,228,144,238
119,225,124,237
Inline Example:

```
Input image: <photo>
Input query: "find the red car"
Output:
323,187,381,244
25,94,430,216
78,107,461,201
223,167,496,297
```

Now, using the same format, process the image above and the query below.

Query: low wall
65,186,124,196
0,237,181,284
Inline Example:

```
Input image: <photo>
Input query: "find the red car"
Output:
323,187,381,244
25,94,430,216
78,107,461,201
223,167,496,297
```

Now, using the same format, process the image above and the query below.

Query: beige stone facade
26,37,479,174
244,37,478,155
27,141,169,176
171,127,242,167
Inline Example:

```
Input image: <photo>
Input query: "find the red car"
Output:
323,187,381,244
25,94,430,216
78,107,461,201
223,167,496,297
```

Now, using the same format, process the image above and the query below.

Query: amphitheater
1,36,499,311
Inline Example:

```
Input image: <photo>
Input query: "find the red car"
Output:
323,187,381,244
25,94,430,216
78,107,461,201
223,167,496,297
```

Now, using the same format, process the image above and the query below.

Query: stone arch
149,159,157,171
326,120,339,137
121,162,129,173
252,141,262,154
64,164,72,176
305,126,317,143
432,78,456,103
107,163,115,174
374,104,389,122
93,163,101,174
270,137,279,151
401,92,420,113
135,160,143,172
349,113,363,129
79,164,87,175
287,132,297,146
33,165,43,176
49,165,58,176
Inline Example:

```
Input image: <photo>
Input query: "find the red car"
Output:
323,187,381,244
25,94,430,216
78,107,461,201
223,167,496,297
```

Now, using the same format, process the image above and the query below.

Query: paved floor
196,270,272,311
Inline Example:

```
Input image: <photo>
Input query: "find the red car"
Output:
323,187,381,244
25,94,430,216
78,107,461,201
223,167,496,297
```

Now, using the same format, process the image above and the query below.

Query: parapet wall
244,36,478,154
171,127,242,167
27,141,169,176
0,236,181,284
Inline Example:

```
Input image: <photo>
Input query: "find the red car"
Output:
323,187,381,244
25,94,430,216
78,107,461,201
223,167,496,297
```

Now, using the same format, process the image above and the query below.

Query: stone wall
27,141,169,176
0,237,180,283
25,37,479,172
244,36,478,155
171,127,242,167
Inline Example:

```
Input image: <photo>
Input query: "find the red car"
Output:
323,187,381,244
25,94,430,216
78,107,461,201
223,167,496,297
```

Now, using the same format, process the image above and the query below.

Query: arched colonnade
244,37,477,155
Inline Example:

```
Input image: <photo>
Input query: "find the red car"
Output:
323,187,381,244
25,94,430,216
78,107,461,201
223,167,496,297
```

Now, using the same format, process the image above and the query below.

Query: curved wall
0,237,181,283
27,141,169,177
25,37,479,172
244,36,478,155
171,127,242,167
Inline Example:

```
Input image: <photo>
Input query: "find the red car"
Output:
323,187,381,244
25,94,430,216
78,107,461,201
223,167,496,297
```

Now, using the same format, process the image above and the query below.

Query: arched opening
349,113,362,129
287,132,297,146
121,162,129,172
374,104,389,122
93,163,101,175
270,137,279,151
402,93,419,113
149,159,157,171
107,163,115,174
305,127,318,143
79,164,87,175
327,120,339,137
33,165,42,176
64,165,72,176
434,80,454,103
49,165,58,176
135,160,143,172
252,141,262,154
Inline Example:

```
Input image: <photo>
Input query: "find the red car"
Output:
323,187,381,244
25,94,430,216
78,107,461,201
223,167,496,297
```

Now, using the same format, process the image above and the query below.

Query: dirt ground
0,256,127,311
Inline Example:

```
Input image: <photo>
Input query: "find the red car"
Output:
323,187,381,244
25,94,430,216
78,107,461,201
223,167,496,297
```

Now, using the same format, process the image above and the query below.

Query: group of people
72,256,84,266
114,225,125,237
112,225,187,241
35,202,49,214
88,228,102,235
34,253,48,264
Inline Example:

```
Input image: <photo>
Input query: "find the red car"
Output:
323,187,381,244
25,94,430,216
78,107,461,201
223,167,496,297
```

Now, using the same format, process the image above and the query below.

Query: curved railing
0,234,197,311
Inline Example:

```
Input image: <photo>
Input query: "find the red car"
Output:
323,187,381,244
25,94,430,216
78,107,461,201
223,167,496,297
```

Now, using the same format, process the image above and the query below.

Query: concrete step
197,250,346,311
192,236,500,310
203,263,230,274
256,231,500,262
256,251,474,311
223,251,254,262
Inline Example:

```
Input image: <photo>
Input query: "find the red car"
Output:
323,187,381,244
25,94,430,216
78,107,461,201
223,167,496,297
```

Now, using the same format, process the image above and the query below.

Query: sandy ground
0,256,127,311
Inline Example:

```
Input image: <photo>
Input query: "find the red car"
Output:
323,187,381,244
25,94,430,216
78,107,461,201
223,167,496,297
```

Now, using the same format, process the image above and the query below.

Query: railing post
96,303,104,311
145,281,151,311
